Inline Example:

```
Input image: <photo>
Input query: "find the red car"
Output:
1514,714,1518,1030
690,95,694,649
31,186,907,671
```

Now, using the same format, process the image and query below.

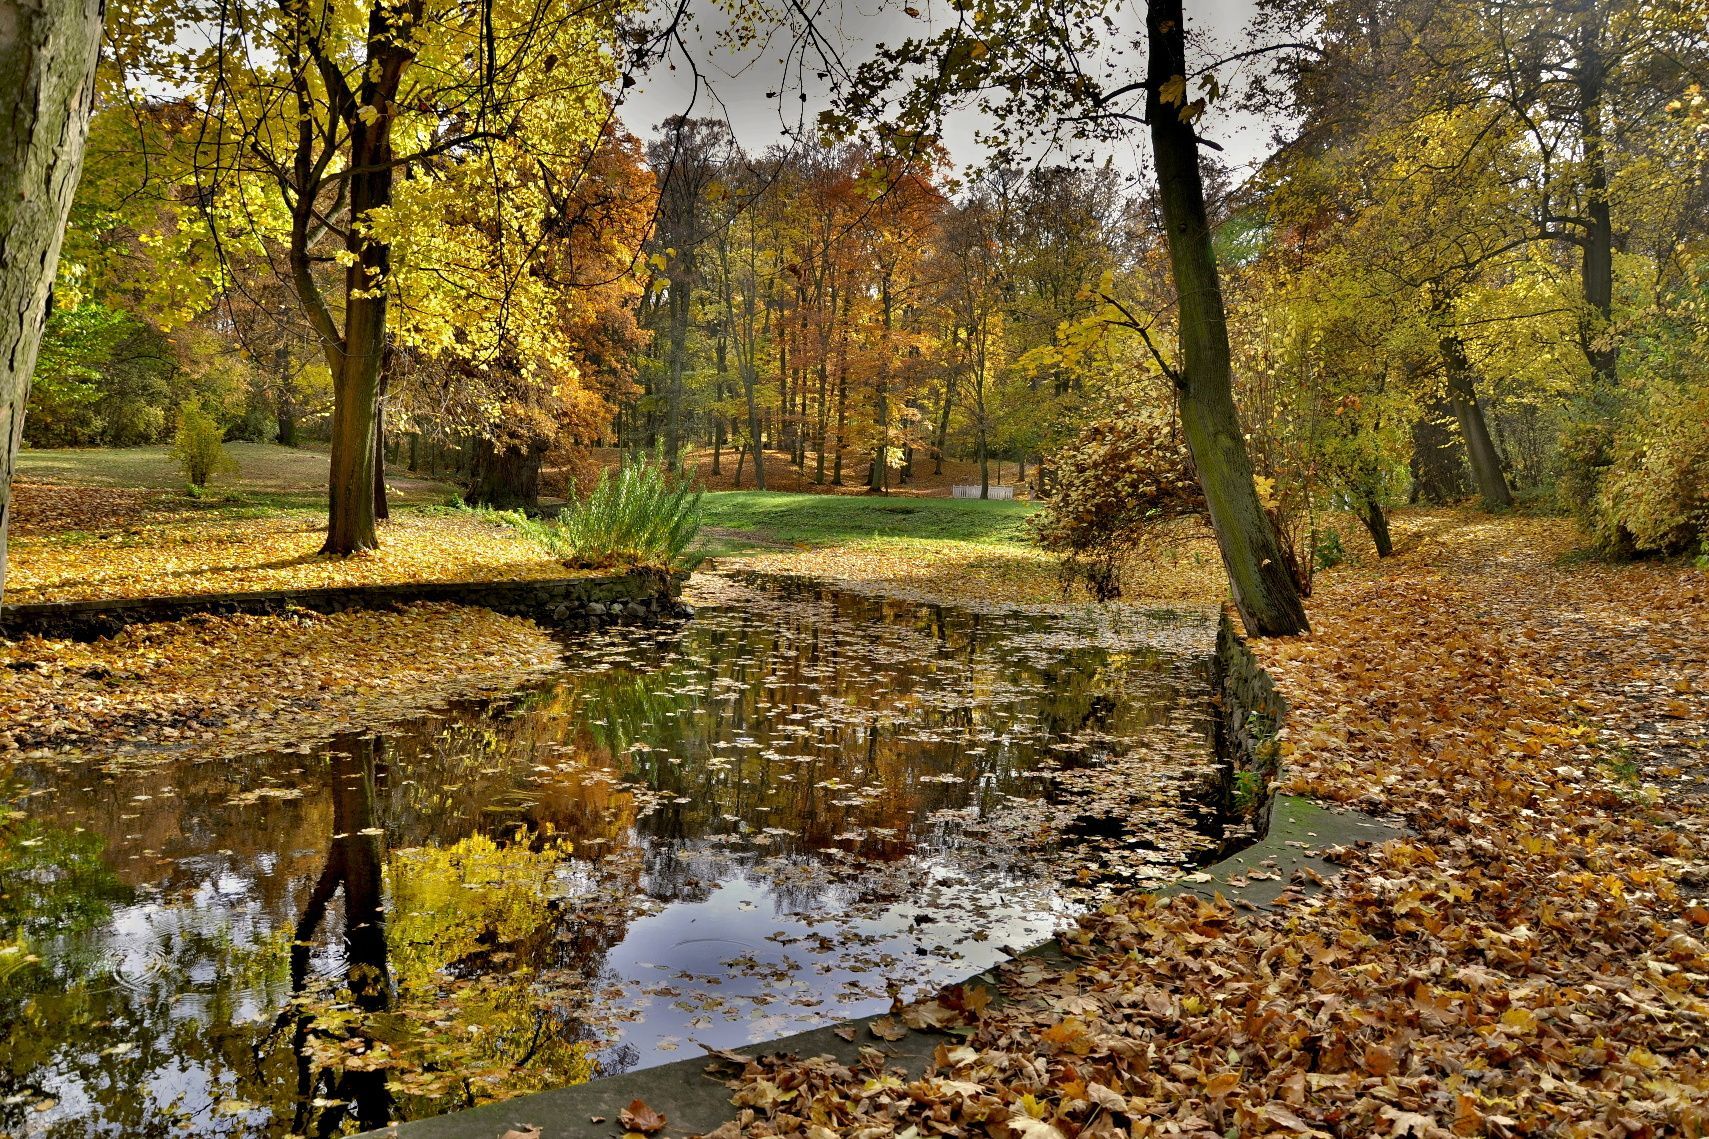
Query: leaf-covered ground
0,603,563,759
6,488,574,603
701,509,1709,1138
727,519,1226,611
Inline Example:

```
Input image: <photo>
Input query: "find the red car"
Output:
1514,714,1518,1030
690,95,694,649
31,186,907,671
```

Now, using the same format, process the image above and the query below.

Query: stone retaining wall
1210,608,1289,848
0,570,688,641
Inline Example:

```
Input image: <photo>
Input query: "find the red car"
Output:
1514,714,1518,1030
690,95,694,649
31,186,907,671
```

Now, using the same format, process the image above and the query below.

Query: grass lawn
699,490,1229,609
15,442,456,511
698,490,1038,553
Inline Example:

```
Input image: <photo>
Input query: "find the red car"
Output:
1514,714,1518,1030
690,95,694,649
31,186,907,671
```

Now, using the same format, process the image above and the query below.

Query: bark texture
0,0,103,605
465,437,547,511
1439,333,1513,510
1146,0,1308,636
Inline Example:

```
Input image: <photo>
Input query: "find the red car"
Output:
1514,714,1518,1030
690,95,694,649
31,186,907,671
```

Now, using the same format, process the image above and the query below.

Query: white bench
952,484,1015,500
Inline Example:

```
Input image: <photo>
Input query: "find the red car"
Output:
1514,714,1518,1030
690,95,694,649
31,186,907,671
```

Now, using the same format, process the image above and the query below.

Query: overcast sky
617,0,1282,182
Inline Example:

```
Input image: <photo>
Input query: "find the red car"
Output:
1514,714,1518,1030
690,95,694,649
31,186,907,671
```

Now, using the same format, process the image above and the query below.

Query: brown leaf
618,1099,667,1135
869,1016,908,1041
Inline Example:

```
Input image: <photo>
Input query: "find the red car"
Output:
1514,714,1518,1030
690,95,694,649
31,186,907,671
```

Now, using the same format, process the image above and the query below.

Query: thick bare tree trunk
1576,16,1617,387
1438,333,1513,510
0,0,103,606
466,437,547,510
1146,0,1308,636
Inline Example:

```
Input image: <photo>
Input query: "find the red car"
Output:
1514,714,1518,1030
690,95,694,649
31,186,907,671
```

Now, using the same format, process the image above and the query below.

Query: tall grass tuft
559,454,703,570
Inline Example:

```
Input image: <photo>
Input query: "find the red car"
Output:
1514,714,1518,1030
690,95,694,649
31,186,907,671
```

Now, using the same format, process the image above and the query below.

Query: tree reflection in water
0,576,1223,1136
284,735,394,1136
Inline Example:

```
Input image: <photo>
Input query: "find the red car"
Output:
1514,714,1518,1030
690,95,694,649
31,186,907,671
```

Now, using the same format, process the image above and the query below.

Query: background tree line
4,0,1704,630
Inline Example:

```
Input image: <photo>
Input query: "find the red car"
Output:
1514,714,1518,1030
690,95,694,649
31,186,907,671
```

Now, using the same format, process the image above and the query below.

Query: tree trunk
324,296,384,553
0,0,103,606
277,403,299,447
1438,333,1513,510
711,324,727,476
465,438,548,510
933,380,953,477
1576,16,1617,386
868,276,892,494
1359,493,1394,557
666,274,689,467
1146,0,1308,636
372,361,389,521
1409,398,1471,504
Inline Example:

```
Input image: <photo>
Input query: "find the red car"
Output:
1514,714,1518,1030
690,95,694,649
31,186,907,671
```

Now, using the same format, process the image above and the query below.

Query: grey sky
616,0,1280,180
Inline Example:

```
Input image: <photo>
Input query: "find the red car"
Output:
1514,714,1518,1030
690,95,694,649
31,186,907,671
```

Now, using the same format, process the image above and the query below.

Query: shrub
170,401,238,488
1031,399,1204,600
1560,350,1709,557
557,454,702,570
1312,527,1347,570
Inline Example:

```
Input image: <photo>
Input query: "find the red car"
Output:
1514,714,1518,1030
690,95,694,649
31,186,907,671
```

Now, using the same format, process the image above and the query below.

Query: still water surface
0,574,1224,1136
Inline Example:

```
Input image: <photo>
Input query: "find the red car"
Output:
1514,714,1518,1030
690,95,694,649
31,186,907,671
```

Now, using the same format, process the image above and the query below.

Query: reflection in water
0,574,1223,1136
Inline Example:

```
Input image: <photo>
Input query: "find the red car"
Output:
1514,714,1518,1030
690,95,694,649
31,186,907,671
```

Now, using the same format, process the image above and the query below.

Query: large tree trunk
465,438,548,510
1146,0,1308,636
1438,333,1513,510
0,0,103,606
324,298,385,553
314,0,420,555
1576,16,1617,387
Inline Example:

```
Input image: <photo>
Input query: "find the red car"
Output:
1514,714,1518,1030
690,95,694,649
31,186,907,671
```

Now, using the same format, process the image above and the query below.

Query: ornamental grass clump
558,455,702,570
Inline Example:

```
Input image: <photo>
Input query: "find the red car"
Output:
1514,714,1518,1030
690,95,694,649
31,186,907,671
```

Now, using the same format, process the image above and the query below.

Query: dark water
0,574,1224,1137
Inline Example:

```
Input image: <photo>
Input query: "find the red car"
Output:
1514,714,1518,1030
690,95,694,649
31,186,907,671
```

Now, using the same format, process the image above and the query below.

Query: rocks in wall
0,569,693,641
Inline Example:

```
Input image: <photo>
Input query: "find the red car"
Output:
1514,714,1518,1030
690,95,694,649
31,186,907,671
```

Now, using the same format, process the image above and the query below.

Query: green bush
1560,368,1709,558
1312,527,1346,570
170,401,238,488
488,454,707,567
551,455,702,570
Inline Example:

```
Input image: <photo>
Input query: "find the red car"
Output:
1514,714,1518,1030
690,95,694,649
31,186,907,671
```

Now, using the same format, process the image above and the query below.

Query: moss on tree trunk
0,0,103,606
1146,0,1308,636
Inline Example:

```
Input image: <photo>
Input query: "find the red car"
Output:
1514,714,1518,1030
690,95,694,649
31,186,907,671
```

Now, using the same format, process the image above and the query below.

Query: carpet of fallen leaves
5,486,573,603
701,509,1709,1139
730,521,1225,611
0,603,563,760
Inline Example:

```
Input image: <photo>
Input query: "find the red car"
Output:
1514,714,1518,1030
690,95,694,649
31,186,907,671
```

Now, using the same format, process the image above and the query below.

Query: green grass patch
17,443,456,509
698,491,1038,553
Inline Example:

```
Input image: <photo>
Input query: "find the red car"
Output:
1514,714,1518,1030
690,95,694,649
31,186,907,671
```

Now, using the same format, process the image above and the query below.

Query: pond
0,573,1228,1137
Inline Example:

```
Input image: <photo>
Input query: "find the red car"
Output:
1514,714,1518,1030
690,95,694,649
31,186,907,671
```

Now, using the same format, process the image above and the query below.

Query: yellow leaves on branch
6,506,577,604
